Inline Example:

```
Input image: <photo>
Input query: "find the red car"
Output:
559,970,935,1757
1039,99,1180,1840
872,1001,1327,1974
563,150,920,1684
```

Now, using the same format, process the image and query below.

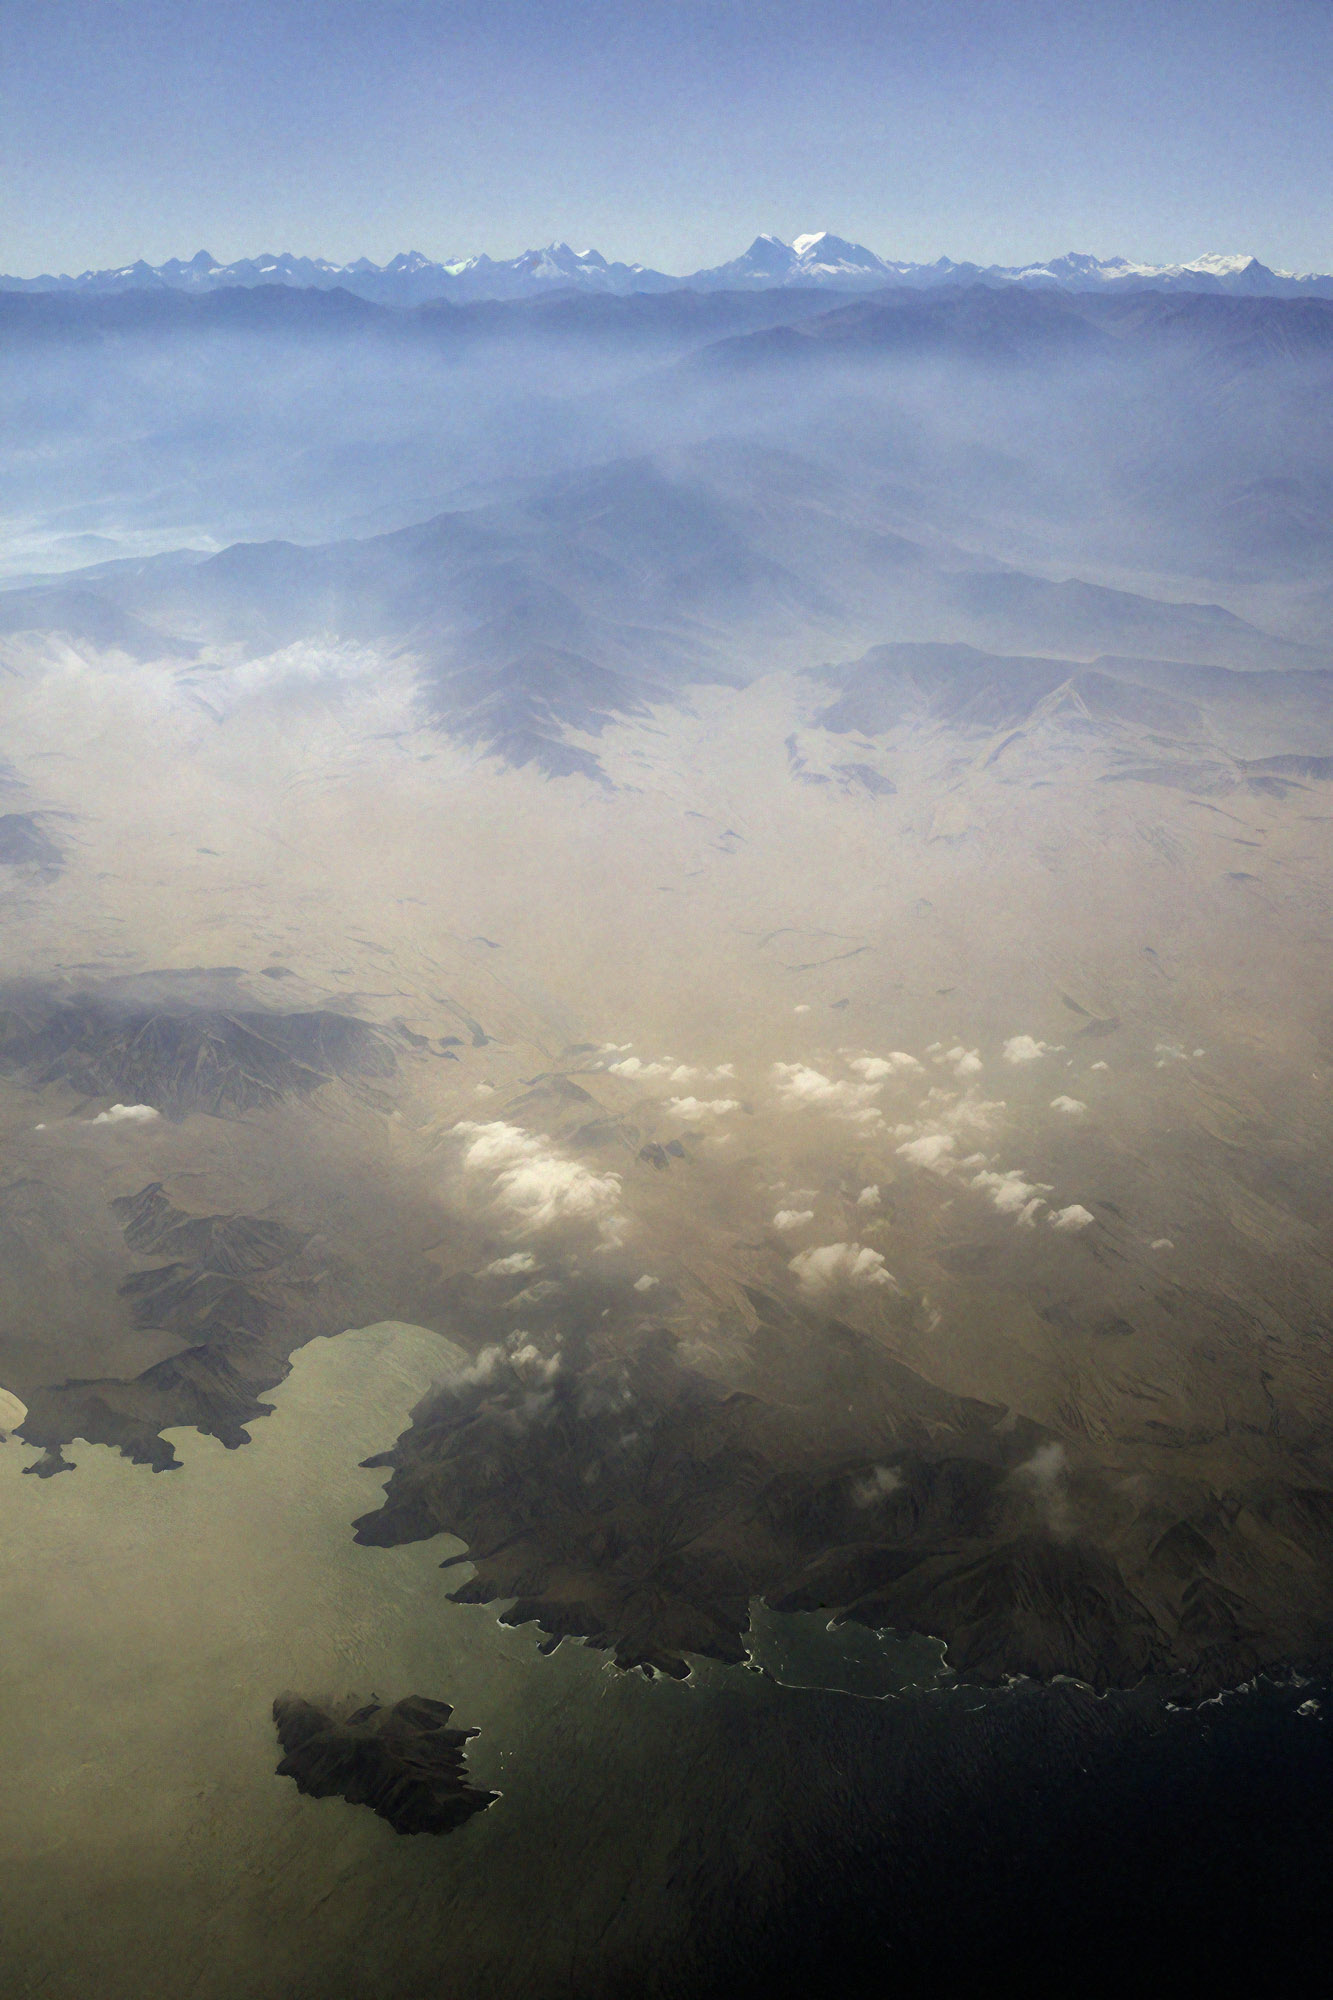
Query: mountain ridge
7,232,1333,306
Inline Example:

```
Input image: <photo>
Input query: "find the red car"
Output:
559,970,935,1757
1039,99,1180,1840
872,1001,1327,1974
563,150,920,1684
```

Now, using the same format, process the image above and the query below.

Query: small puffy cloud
773,1208,815,1231
850,1463,902,1508
663,1096,740,1118
793,1004,811,1014
947,1090,1005,1133
508,1342,562,1385
0,1385,27,1437
444,1339,564,1425
1150,1237,1174,1251
896,1088,1004,1144
608,1055,672,1080
1003,1035,1060,1065
633,1273,658,1292
789,1241,898,1294
856,1184,881,1208
1049,1203,1095,1233
446,1344,508,1393
608,1053,735,1090
454,1120,621,1234
764,1064,876,1112
1050,1095,1087,1116
474,1082,496,1096
970,1167,1052,1217
90,1103,159,1126
850,1052,921,1081
931,1043,983,1076
772,1063,880,1117
1090,1061,1109,1072
896,1132,956,1171
1018,1441,1067,1485
667,1062,735,1085
481,1252,537,1277
1014,1440,1071,1534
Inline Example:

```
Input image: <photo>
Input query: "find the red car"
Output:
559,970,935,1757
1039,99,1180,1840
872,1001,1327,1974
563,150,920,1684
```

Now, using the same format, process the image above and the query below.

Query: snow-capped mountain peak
4,236,1331,307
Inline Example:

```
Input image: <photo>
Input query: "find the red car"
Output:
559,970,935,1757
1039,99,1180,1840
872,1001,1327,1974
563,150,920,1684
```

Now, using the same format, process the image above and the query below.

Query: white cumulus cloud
1050,1095,1087,1116
856,1184,881,1208
454,1120,622,1234
931,1043,984,1077
896,1132,956,1171
1048,1203,1095,1233
1003,1035,1060,1065
89,1103,160,1126
480,1252,538,1277
850,1052,921,1081
772,1062,880,1116
773,1208,815,1231
789,1241,898,1294
607,1055,672,1080
895,1088,1005,1146
970,1167,1052,1216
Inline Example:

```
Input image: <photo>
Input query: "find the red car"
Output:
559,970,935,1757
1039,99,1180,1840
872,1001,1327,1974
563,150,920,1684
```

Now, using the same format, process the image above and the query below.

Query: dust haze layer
3,274,1333,1989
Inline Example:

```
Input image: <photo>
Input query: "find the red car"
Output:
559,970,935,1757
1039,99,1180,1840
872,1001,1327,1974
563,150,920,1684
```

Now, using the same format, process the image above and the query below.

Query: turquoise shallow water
743,1600,948,1699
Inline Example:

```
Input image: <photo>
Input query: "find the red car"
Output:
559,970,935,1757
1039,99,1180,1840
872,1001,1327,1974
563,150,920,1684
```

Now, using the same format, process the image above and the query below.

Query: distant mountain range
5,233,1333,306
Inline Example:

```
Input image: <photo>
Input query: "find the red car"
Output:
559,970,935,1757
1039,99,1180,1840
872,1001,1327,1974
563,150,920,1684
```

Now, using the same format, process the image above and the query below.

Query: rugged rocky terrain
2,282,1332,1704
273,1693,497,1835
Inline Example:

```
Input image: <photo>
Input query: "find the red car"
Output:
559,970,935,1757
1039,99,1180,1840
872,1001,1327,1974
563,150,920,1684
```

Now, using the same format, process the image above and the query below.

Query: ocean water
1,1322,1329,2000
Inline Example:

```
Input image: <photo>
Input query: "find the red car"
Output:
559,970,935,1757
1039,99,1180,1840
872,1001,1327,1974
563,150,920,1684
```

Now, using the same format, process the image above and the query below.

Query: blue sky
2,0,1331,274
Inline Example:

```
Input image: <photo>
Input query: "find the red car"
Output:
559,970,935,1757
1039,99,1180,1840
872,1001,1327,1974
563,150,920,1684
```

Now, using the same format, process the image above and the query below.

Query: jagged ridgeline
0,980,396,1118
352,1298,1333,1697
0,976,416,1473
0,812,64,872
20,1181,350,1473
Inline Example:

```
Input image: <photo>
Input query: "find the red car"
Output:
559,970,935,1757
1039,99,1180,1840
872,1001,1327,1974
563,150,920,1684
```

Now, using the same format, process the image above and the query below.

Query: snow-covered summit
3,236,1331,306
688,231,901,290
